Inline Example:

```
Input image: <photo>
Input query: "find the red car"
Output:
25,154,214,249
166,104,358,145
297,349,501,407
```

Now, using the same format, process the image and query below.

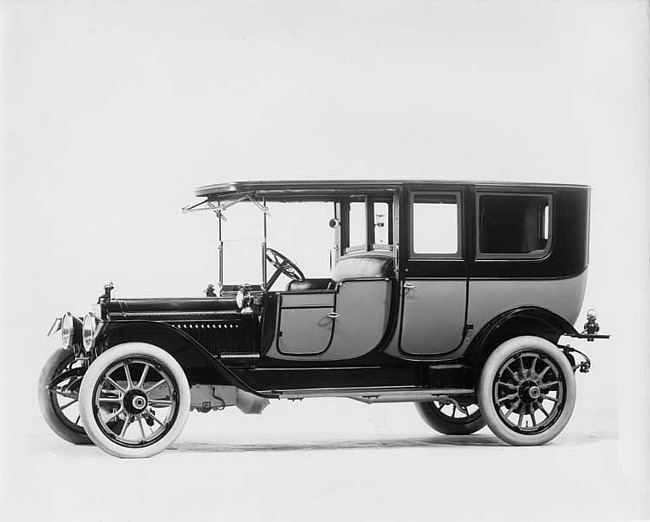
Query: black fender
465,306,580,370
96,320,276,399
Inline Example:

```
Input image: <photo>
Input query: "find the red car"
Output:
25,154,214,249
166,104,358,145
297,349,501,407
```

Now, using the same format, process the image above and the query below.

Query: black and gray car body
39,179,609,458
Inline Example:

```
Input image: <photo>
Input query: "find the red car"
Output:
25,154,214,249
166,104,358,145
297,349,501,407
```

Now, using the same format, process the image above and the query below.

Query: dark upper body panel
397,183,589,280
107,298,239,320
468,185,590,279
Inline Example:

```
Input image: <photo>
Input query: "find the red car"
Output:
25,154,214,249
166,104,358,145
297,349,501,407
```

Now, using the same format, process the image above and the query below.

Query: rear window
478,194,551,257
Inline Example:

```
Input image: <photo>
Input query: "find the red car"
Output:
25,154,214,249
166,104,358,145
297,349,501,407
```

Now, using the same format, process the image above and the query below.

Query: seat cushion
286,278,333,291
331,253,395,282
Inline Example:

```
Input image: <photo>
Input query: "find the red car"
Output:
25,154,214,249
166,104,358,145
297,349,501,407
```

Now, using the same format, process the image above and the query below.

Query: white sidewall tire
79,343,190,459
38,348,92,445
478,336,576,446
415,401,486,435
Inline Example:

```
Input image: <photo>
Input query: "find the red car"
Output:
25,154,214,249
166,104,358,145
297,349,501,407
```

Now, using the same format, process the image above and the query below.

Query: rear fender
466,306,579,370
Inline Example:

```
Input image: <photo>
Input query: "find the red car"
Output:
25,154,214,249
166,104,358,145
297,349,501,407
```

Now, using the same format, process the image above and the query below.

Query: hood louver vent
166,319,256,356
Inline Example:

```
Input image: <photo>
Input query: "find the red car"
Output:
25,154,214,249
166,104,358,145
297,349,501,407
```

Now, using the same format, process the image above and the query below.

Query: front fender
97,320,276,399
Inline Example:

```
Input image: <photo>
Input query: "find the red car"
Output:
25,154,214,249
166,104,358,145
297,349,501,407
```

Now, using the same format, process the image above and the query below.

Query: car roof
195,179,590,199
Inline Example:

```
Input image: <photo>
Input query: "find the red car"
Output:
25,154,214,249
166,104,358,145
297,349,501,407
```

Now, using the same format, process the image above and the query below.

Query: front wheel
478,336,576,446
79,343,190,458
38,349,92,445
415,400,485,435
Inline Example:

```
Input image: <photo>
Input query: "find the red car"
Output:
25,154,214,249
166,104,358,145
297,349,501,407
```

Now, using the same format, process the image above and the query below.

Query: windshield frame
183,189,398,292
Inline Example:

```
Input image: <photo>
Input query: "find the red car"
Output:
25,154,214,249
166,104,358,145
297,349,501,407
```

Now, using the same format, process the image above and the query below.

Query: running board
273,387,475,404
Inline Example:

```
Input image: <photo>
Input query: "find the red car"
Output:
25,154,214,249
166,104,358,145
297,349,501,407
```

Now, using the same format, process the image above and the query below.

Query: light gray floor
6,401,646,522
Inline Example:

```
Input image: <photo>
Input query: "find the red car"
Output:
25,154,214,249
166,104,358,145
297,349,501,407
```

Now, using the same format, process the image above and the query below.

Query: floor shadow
171,431,616,454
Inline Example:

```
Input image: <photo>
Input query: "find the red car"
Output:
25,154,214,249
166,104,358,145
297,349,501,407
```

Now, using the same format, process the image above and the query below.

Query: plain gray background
1,1,649,521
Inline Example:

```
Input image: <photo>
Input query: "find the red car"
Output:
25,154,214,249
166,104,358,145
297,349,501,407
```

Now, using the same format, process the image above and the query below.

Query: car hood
106,297,239,320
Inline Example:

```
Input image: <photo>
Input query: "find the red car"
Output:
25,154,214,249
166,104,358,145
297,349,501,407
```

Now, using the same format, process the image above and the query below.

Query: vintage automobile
39,180,609,458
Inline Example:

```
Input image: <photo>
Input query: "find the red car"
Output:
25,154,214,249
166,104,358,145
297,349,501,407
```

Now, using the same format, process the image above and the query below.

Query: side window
373,201,390,246
411,193,460,256
347,200,366,251
344,197,394,254
478,194,551,257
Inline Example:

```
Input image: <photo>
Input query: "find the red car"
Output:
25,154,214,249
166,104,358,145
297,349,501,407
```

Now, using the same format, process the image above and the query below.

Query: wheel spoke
106,376,126,393
451,404,457,418
106,407,125,424
519,356,526,378
505,367,521,383
61,376,82,393
529,409,537,427
123,363,133,389
497,392,518,404
540,394,558,403
504,399,521,418
145,379,167,394
539,381,560,390
498,381,518,389
60,399,78,411
98,396,123,403
537,366,551,381
528,354,539,374
120,415,133,437
517,411,524,428
137,416,146,441
149,399,173,407
137,363,150,388
537,403,550,418
144,410,164,427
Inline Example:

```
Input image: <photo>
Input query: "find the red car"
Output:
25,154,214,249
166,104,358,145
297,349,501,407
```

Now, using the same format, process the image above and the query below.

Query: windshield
220,201,336,289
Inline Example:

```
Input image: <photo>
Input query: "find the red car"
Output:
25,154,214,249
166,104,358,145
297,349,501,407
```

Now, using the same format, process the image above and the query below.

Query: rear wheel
416,400,485,435
38,349,92,445
79,343,190,458
478,336,576,446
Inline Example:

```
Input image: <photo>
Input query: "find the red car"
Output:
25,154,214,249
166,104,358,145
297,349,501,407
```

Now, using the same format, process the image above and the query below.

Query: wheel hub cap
124,389,148,414
519,381,541,403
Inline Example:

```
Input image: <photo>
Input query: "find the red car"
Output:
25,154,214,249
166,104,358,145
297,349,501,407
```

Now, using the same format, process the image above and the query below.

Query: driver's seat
286,253,394,291
286,278,334,291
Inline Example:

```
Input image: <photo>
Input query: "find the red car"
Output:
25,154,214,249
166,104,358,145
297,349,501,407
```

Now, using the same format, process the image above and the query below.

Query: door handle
327,312,340,319
403,282,416,289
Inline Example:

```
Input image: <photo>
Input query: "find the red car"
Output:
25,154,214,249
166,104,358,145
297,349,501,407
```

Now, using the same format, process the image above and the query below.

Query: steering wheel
265,247,305,289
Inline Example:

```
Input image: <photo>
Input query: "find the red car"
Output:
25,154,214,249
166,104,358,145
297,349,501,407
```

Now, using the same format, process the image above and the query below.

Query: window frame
344,197,368,254
369,197,394,251
341,196,395,255
475,191,554,261
408,191,463,261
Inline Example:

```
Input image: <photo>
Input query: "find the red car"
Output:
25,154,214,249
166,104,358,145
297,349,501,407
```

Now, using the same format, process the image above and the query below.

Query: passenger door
398,187,468,355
